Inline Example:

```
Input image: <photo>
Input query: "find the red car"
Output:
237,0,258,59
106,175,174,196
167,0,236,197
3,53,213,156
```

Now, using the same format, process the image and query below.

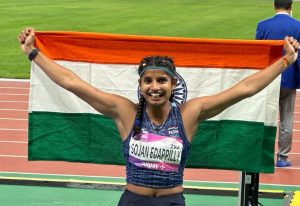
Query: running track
0,79,299,186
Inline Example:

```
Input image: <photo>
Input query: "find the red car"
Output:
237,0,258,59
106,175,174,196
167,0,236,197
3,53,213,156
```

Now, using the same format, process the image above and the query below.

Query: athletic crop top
122,102,191,188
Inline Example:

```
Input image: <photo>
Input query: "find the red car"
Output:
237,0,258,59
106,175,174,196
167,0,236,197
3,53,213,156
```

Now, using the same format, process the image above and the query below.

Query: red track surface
0,79,299,186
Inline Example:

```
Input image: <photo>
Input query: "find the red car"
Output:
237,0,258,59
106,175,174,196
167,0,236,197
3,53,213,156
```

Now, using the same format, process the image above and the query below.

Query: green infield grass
1,0,299,79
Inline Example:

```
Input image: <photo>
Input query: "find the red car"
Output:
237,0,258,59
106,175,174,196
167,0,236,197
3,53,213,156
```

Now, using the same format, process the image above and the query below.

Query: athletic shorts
117,189,186,206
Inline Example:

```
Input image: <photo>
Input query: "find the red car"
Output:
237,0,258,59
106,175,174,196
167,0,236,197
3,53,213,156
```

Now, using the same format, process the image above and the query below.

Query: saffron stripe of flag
28,31,284,173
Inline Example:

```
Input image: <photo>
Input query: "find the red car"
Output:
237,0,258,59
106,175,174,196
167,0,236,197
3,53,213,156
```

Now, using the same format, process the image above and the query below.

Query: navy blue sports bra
122,102,191,188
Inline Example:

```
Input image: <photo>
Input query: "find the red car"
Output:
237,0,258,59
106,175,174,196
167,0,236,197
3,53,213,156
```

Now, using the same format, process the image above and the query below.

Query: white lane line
0,128,27,131
0,93,28,96
0,101,28,103
184,179,300,188
0,171,126,180
254,182,300,188
0,109,27,111
0,87,29,90
0,79,29,82
275,167,300,170
0,118,27,121
0,141,27,144
0,155,27,158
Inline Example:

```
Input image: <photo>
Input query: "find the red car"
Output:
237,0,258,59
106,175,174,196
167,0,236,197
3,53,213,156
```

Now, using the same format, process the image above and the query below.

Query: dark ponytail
132,95,146,138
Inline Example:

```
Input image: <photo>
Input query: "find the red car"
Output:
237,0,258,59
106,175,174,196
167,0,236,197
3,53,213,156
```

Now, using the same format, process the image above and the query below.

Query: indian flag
28,31,283,173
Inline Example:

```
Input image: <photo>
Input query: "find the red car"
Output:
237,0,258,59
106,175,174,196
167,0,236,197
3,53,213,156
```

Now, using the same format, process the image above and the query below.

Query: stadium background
0,1,300,205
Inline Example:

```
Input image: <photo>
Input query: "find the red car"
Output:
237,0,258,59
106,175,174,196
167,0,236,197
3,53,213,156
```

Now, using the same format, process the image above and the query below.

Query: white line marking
0,109,27,111
253,182,300,188
0,79,29,82
0,155,27,158
184,179,300,188
0,118,27,121
0,93,28,96
0,141,27,144
0,101,28,103
0,128,27,131
0,171,125,180
0,87,29,90
276,167,300,170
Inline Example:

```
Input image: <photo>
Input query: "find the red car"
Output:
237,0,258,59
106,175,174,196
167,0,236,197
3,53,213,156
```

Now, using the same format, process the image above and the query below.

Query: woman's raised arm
182,37,300,140
18,28,137,139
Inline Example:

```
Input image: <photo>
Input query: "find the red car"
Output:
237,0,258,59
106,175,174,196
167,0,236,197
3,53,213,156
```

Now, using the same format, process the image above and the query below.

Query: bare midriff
126,183,183,197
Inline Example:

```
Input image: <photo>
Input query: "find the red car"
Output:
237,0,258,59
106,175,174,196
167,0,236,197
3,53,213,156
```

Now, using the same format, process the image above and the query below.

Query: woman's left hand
284,36,300,65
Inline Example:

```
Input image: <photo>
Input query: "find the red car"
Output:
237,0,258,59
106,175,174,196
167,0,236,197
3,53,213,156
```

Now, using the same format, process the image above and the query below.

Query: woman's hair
138,56,176,77
132,56,176,137
132,95,146,138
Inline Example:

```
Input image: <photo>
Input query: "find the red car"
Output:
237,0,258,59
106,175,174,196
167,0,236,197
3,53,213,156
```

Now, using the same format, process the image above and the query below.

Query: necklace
150,121,166,132
146,106,170,133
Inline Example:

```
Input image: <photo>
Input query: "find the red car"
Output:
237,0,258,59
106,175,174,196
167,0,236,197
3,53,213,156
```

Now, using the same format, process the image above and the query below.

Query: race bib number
128,133,183,172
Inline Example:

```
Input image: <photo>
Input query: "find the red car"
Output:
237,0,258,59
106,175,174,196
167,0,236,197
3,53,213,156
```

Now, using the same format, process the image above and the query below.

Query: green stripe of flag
29,112,275,173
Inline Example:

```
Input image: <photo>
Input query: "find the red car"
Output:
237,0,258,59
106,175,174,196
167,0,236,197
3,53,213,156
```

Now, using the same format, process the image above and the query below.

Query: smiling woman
18,27,300,205
134,56,178,133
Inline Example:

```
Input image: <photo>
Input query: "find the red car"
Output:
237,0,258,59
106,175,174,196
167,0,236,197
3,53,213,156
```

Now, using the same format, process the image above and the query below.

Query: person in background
256,0,300,167
19,27,299,205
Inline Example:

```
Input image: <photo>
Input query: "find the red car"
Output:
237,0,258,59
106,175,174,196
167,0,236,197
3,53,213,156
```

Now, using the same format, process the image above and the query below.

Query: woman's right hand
18,27,36,55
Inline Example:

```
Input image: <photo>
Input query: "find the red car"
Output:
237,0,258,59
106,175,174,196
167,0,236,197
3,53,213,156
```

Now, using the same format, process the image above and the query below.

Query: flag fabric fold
28,31,283,173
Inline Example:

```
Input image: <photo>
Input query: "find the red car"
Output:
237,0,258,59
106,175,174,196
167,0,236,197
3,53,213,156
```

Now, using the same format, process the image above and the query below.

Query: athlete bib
128,133,183,172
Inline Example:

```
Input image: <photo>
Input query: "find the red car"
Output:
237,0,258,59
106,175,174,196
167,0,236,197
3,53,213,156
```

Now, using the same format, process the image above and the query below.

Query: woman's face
139,69,176,107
